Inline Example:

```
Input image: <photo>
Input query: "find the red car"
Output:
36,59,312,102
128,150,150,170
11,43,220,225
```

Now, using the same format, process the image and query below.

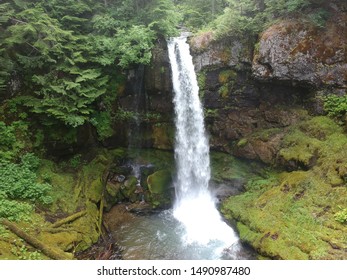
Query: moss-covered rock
122,176,139,203
147,169,173,208
152,124,174,150
210,151,260,184
222,116,347,259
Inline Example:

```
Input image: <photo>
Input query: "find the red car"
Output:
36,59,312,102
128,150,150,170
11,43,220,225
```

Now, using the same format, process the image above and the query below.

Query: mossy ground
0,148,125,259
222,116,347,259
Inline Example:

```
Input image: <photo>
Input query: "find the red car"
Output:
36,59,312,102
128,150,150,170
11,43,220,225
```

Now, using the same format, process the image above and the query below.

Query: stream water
112,36,254,260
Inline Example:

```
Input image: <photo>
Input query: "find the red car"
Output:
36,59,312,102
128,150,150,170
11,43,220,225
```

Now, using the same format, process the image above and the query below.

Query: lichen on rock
252,19,347,89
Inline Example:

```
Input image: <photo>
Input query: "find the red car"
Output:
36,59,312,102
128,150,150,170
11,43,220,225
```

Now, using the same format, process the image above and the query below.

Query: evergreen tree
0,0,180,129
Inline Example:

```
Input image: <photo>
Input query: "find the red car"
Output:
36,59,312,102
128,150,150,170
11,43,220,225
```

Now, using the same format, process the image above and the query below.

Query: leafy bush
69,154,82,169
334,207,347,224
323,94,347,119
0,152,53,221
0,155,52,204
0,122,16,148
0,195,33,222
11,245,43,260
90,111,114,140
0,121,31,161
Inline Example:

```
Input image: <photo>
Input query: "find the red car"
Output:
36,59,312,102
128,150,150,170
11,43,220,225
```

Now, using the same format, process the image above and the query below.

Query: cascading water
167,36,239,254
111,36,254,260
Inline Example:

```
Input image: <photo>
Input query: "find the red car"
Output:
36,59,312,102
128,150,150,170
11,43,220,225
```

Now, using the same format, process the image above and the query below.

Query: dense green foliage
0,0,180,130
323,94,347,120
0,120,52,221
211,0,330,38
176,0,227,30
0,0,183,224
334,207,347,224
0,154,52,221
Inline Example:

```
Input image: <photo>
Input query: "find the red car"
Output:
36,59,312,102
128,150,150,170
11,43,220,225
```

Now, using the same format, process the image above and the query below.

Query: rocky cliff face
188,10,346,166
253,17,346,90
112,39,174,150
189,36,308,165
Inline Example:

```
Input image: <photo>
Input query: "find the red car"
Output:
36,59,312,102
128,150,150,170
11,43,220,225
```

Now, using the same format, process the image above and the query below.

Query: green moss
72,202,100,251
147,169,173,208
39,161,77,213
300,116,343,137
237,222,261,244
147,170,171,194
222,160,347,259
222,116,347,259
219,84,229,98
204,108,219,118
279,129,321,167
122,176,138,202
152,124,174,150
216,70,237,99
237,138,248,148
210,151,261,183
253,128,282,142
197,71,206,98
197,71,206,88
334,208,347,224
218,70,237,84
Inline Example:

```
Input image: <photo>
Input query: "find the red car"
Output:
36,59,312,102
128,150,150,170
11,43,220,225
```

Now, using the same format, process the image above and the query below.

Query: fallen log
1,219,73,260
41,227,80,234
51,210,87,228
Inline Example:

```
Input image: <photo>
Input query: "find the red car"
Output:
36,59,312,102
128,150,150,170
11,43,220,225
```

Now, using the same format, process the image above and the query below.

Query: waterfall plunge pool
111,207,257,260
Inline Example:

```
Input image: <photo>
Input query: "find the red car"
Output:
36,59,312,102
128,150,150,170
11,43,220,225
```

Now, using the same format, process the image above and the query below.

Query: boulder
147,169,173,208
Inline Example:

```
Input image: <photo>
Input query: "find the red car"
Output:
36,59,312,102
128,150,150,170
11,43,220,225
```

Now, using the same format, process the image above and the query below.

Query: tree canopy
0,0,180,128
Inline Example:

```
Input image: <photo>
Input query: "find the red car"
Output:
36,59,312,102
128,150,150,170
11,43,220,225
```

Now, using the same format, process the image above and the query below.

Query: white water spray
168,36,239,252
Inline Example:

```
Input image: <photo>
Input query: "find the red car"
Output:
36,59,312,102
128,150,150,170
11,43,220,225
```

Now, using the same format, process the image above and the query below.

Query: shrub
334,208,347,224
0,155,52,204
90,111,114,140
0,196,33,222
323,94,347,119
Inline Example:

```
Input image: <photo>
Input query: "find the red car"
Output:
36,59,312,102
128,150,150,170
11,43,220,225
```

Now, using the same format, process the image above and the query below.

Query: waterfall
168,36,239,251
